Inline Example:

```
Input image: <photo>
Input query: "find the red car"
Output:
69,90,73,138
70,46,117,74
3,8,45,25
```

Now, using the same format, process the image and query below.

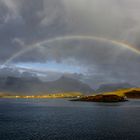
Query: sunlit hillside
102,88,140,98
0,92,83,99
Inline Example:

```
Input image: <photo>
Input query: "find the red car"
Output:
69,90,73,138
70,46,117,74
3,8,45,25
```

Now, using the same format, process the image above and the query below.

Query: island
71,88,140,102
71,94,127,102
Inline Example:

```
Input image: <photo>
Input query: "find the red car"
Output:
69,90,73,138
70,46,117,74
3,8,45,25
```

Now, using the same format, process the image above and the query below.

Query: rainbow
2,35,140,66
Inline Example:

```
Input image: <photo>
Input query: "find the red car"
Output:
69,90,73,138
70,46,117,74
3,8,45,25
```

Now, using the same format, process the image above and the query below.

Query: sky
16,61,87,74
0,0,140,87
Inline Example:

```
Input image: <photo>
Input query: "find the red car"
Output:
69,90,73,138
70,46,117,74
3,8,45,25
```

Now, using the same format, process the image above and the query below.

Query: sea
0,98,140,140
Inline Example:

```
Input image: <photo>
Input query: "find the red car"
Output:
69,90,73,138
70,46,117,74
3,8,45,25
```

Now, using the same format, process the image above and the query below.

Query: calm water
0,99,140,140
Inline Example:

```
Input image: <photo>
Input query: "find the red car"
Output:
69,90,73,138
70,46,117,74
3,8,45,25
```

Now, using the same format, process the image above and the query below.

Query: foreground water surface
0,98,140,140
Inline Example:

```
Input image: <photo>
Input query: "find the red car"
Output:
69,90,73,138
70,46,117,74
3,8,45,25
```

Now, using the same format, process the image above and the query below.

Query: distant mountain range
96,83,136,93
0,76,94,95
0,67,137,95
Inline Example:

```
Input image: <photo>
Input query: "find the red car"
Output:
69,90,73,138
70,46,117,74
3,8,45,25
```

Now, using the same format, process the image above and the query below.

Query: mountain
47,76,94,94
96,83,136,93
0,76,94,95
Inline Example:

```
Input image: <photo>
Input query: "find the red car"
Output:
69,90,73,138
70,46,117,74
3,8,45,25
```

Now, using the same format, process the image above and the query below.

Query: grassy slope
101,88,140,97
0,92,83,98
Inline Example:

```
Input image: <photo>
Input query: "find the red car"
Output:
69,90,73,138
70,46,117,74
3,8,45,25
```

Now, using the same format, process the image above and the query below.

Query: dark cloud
7,39,140,86
0,0,140,86
0,0,68,63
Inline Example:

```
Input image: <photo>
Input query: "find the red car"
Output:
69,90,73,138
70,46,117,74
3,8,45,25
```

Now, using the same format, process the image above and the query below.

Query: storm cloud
0,0,140,87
